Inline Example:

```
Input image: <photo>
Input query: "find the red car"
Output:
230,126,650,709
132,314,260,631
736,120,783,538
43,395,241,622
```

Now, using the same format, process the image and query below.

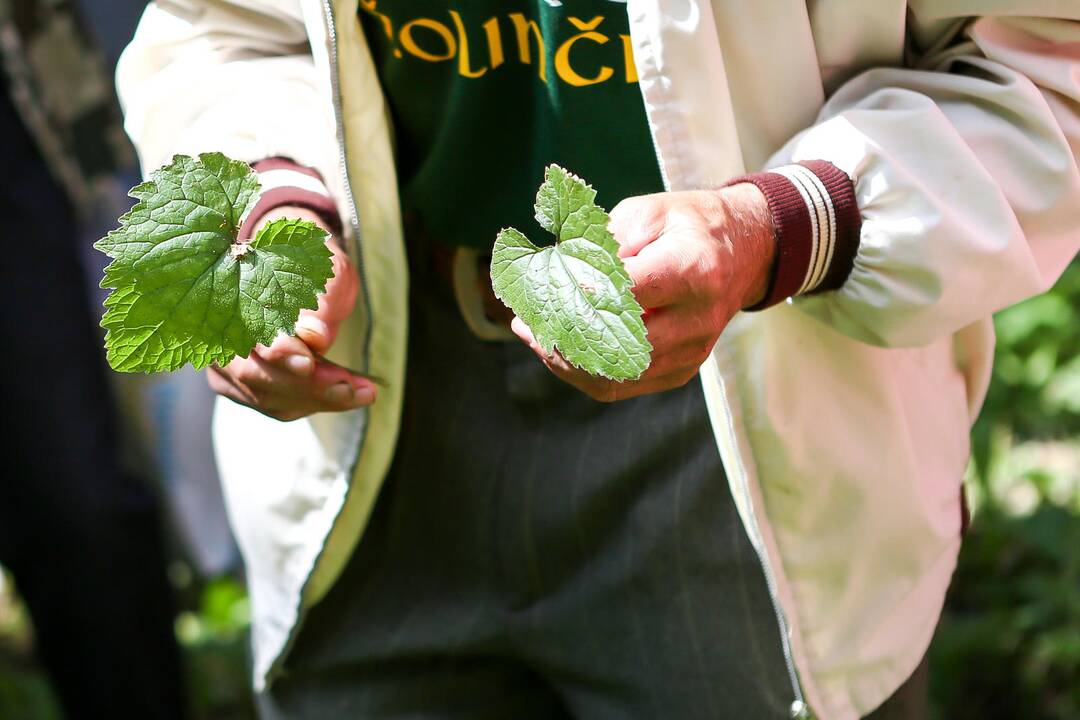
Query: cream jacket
117,2,1080,717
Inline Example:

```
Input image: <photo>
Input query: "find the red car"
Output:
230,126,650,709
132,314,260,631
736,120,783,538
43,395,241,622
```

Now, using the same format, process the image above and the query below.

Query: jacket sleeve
115,0,340,196
753,10,1080,347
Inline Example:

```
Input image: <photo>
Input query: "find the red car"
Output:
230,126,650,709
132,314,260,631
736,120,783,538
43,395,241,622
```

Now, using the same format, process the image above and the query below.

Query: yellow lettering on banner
508,13,546,81
619,34,638,83
400,18,456,62
482,17,504,69
360,0,402,58
449,11,486,77
555,16,614,87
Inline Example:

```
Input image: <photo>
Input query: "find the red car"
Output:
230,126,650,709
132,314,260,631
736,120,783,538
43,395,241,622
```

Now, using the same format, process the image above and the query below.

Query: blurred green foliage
973,262,1080,465
930,260,1080,720
0,570,256,720
175,576,255,720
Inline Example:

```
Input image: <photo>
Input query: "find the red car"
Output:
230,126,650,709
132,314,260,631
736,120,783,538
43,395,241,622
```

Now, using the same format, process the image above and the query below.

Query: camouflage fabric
0,0,133,218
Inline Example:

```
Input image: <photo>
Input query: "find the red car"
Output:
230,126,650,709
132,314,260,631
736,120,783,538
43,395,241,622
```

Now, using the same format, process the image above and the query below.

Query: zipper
711,360,811,719
629,0,809,712
311,6,810,717
264,0,374,689
321,0,373,371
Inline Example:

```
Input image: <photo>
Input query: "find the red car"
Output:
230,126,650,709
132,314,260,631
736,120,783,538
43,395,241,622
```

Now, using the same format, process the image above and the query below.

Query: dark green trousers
257,279,926,719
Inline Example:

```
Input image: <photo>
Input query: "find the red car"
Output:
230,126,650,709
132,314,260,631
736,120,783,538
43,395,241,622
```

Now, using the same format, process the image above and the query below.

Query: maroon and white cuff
238,157,343,241
726,160,861,311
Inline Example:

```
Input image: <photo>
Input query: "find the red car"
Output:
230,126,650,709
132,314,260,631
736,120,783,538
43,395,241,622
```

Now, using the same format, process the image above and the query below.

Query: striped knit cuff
238,157,343,241
726,160,860,311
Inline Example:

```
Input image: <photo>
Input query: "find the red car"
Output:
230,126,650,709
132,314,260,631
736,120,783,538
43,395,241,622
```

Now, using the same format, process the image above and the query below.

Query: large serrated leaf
490,165,652,381
95,153,334,373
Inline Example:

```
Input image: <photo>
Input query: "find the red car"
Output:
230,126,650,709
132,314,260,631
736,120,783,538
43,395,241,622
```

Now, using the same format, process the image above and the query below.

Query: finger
213,356,375,418
209,368,299,420
244,353,375,414
642,307,717,355
256,334,316,377
524,310,710,390
319,243,359,325
310,360,378,406
638,340,714,379
296,247,359,354
240,352,310,401
207,365,259,407
295,313,337,356
540,354,700,403
525,344,622,401
608,195,669,259
512,317,564,367
624,241,693,310
533,353,625,402
511,316,541,351
513,311,699,389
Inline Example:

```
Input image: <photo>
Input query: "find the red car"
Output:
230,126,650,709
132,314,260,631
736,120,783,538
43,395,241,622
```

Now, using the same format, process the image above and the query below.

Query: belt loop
452,247,517,342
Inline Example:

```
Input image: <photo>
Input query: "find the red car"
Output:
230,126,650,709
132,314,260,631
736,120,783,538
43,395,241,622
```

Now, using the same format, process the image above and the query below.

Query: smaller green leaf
491,165,652,381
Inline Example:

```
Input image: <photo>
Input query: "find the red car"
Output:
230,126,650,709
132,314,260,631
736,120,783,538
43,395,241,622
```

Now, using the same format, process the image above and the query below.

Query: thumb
296,243,358,354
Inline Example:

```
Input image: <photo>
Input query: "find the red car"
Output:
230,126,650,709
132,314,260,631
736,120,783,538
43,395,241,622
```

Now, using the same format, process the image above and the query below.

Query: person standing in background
0,1,186,717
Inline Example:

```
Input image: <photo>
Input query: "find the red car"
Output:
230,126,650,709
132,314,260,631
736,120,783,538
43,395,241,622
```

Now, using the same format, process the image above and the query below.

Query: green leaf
96,153,334,373
490,165,652,381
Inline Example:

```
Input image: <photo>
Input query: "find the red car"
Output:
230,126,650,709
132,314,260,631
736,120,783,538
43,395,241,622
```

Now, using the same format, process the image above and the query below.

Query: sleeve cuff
238,157,344,241
725,160,861,311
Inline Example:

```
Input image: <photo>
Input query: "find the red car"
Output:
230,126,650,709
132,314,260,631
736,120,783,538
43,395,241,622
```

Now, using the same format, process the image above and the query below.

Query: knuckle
687,253,718,301
230,361,258,382
259,400,302,422
271,409,306,423
244,383,272,404
589,383,620,404
611,194,648,219
705,304,730,335
674,368,699,388
696,262,721,301
695,337,716,365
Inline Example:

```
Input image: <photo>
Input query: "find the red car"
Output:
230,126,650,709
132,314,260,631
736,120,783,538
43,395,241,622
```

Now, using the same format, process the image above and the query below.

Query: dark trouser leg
260,279,794,718
0,94,186,719
257,658,569,720
499,359,794,719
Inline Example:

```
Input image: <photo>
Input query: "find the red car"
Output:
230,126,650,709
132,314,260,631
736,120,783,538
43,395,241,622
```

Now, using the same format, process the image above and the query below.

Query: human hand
207,206,376,421
512,183,775,402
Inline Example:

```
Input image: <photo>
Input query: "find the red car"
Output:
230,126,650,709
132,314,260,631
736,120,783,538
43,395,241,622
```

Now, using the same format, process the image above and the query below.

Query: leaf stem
315,353,388,387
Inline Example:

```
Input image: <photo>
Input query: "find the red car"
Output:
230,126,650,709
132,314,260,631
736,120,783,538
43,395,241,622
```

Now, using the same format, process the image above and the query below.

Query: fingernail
286,354,313,376
354,386,376,406
297,315,329,338
325,383,353,404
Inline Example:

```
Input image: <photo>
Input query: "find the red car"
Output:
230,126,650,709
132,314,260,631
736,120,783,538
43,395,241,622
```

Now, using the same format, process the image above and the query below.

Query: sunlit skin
207,183,774,419
207,206,373,421
512,182,775,402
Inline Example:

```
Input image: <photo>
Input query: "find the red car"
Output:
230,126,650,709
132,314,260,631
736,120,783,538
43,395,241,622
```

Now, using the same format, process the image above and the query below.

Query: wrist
716,183,777,309
239,157,344,244
722,161,862,311
254,205,335,236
